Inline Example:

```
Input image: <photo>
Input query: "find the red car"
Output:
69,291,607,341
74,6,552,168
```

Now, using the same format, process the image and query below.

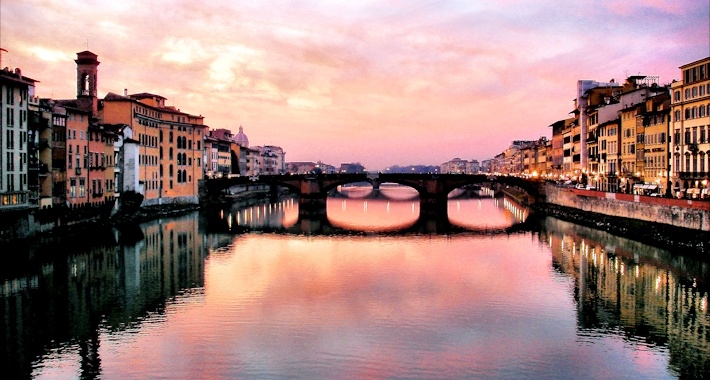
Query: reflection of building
541,218,710,378
670,57,710,198
0,213,206,378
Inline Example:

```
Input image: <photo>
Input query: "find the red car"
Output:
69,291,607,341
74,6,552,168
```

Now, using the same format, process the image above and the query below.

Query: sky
1,0,709,171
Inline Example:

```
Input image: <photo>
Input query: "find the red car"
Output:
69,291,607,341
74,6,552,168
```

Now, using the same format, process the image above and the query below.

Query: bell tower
75,51,100,115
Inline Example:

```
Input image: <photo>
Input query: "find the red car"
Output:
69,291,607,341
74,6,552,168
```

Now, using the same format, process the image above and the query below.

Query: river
1,186,709,379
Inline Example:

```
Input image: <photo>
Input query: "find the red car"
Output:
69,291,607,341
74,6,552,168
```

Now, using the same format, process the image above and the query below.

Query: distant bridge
202,173,543,220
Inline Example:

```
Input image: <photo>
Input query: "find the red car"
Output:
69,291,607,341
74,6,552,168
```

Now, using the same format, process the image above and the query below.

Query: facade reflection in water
0,193,708,379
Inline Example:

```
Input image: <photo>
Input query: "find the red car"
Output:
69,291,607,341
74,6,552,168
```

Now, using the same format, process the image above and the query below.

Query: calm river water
1,187,709,379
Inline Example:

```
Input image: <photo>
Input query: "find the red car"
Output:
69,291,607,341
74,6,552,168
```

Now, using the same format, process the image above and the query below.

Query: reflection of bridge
206,194,535,236
202,173,543,220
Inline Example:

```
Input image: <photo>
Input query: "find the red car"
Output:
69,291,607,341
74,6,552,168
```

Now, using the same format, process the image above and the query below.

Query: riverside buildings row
0,50,288,214
487,56,710,198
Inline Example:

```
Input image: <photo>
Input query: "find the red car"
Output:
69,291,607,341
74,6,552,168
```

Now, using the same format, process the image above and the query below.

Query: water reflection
209,191,528,234
328,198,420,231
448,196,526,230
0,213,206,379
539,217,710,379
2,200,709,379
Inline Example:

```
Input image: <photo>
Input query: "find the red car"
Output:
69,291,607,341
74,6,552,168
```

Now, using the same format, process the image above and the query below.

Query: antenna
85,39,89,49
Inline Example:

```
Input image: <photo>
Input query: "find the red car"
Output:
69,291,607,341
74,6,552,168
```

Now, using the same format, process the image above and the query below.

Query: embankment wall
544,184,710,231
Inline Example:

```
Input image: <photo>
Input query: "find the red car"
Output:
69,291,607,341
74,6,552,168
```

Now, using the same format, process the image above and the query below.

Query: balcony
91,190,104,198
75,167,82,175
678,171,708,180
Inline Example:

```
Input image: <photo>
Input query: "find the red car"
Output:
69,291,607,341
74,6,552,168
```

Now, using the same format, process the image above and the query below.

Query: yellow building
642,93,671,195
619,103,643,192
670,57,710,198
101,92,207,205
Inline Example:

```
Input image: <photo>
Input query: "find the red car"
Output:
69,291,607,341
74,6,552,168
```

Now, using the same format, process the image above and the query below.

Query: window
6,87,13,105
6,108,14,127
70,178,77,198
6,130,13,149
79,178,85,197
82,73,90,95
701,153,706,173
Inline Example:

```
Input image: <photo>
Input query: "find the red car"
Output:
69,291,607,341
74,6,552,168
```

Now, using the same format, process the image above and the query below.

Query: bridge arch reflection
209,192,533,236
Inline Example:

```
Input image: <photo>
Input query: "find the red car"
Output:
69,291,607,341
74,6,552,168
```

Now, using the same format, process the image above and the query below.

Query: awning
633,184,658,190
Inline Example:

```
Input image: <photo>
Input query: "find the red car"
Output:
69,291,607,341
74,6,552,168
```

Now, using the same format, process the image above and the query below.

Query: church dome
235,126,249,148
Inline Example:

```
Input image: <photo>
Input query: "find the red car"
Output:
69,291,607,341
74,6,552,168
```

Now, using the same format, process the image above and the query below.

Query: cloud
1,0,707,169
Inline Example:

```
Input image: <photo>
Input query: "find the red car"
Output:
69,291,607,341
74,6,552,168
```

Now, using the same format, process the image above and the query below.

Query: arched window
169,147,173,160
160,164,163,177
183,170,187,182
169,131,173,143
169,164,173,177
686,109,691,119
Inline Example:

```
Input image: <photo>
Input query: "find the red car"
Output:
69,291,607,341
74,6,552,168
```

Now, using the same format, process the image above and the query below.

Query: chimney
124,88,128,96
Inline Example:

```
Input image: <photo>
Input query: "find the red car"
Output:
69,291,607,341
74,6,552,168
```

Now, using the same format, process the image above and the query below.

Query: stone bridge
202,173,543,220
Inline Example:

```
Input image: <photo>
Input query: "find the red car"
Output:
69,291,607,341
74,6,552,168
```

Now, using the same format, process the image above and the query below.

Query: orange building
100,91,207,205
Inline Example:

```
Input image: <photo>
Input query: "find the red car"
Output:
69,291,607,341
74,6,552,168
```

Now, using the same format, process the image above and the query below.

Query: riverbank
532,201,710,255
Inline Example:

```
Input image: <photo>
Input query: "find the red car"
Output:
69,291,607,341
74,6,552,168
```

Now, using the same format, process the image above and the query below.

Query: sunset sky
2,0,708,170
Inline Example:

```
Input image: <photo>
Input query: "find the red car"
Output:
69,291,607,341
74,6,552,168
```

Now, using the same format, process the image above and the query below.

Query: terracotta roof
103,92,130,101
129,92,166,100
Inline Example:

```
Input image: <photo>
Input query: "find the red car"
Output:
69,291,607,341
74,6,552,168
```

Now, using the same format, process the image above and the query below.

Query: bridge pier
419,193,449,223
417,177,450,222
298,195,328,218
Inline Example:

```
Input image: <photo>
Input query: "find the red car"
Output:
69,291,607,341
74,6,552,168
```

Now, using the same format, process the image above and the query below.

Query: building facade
670,57,710,198
101,90,207,205
0,66,35,210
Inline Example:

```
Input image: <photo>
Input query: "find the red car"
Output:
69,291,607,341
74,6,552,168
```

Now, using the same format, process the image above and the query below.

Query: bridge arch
202,173,540,220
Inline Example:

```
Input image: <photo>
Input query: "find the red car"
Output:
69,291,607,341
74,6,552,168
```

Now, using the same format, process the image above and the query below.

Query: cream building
670,57,710,198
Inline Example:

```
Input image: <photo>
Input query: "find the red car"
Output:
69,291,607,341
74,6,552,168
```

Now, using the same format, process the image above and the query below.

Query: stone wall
544,184,710,231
